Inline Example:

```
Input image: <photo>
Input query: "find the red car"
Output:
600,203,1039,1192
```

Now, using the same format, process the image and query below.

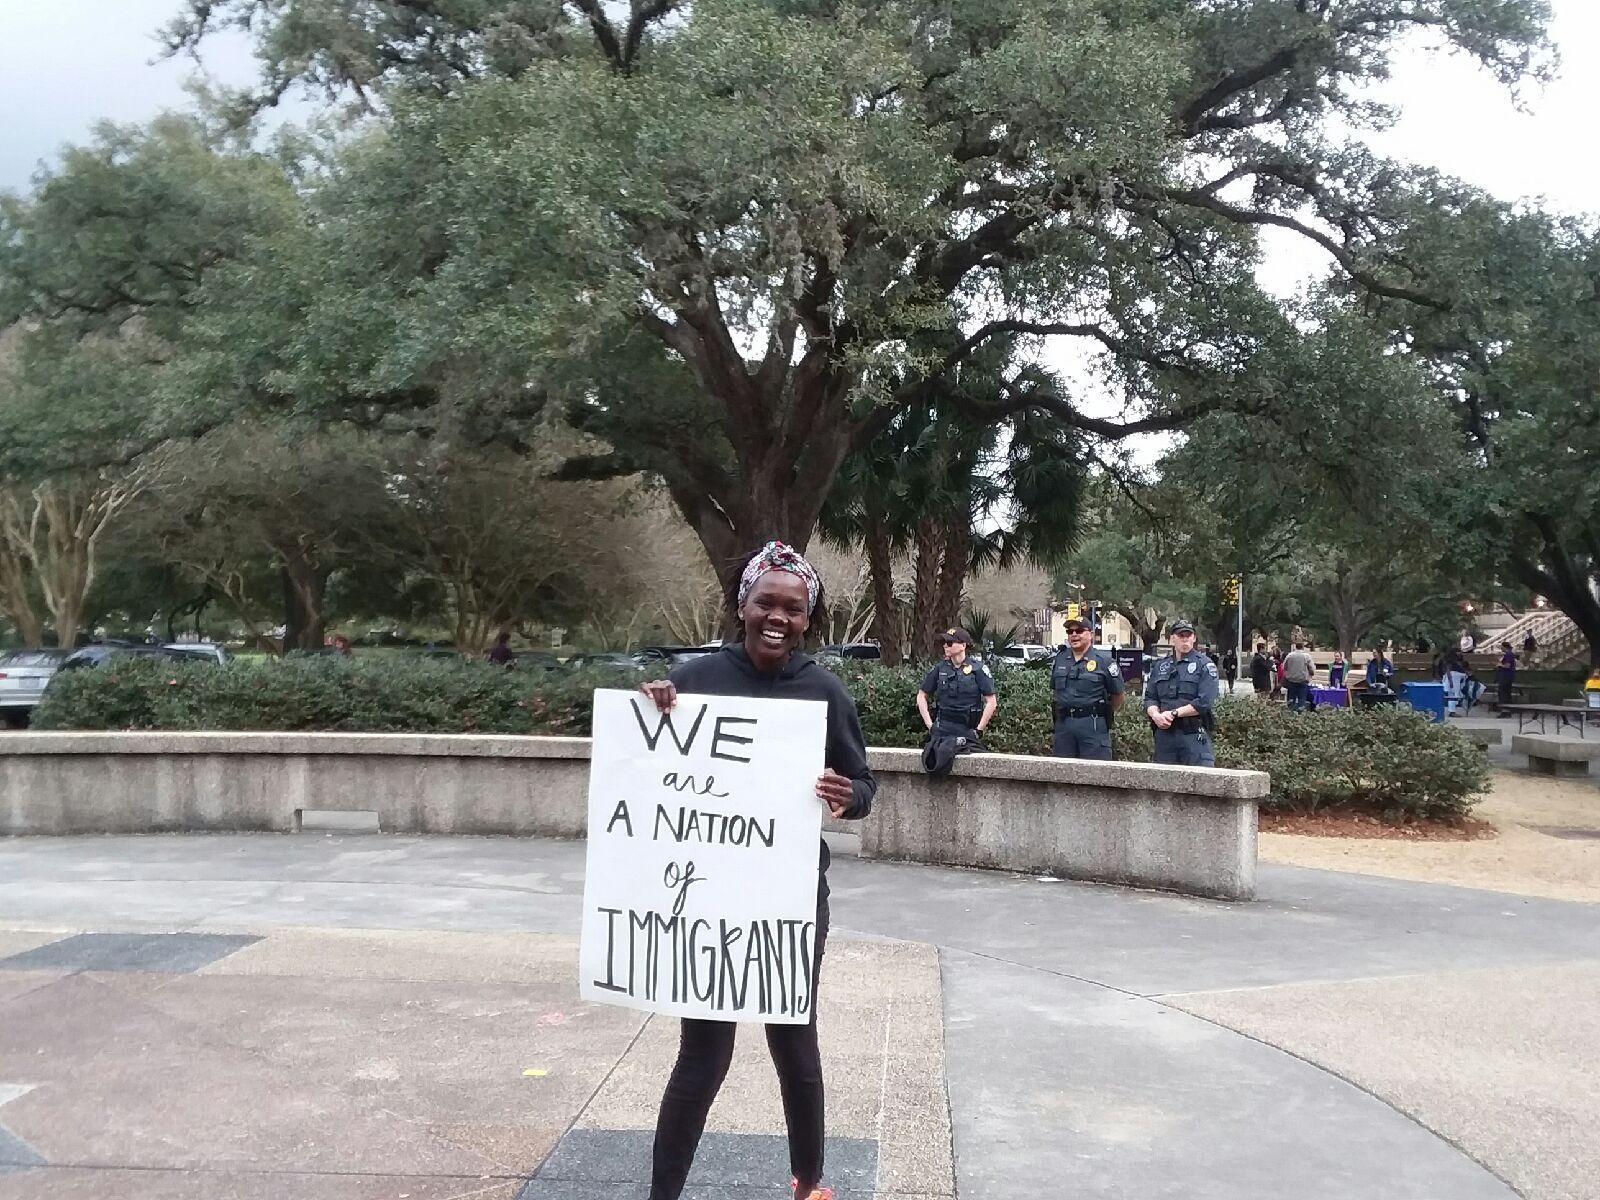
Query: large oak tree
170,0,1552,589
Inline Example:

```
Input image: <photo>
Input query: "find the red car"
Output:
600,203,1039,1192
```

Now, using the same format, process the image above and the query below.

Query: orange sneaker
790,1179,834,1200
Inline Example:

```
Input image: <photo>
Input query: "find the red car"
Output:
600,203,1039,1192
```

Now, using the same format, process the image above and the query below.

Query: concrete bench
860,749,1264,900
1512,734,1600,777
0,731,1267,901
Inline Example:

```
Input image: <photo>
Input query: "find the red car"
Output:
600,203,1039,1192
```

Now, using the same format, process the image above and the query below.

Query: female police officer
916,628,996,740
1143,620,1220,766
1049,614,1125,759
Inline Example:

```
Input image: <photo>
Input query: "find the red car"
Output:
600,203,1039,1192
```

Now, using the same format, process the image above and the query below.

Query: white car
994,644,1053,666
0,648,73,726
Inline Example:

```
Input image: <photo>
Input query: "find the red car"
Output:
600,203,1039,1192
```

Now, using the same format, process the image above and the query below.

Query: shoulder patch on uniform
1207,662,1218,677
1108,660,1119,676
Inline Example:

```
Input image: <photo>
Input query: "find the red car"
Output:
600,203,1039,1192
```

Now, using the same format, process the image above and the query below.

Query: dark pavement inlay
0,1124,47,1170
520,1130,876,1198
0,932,261,974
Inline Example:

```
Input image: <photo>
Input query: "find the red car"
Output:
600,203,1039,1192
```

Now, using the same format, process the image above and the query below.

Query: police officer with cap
917,628,996,741
1143,619,1220,766
1050,613,1125,759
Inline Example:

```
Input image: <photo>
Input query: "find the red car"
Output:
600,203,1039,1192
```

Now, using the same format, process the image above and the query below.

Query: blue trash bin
1400,681,1446,724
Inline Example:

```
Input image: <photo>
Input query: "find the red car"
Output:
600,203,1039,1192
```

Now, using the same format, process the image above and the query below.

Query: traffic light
1223,577,1240,605
1064,602,1081,621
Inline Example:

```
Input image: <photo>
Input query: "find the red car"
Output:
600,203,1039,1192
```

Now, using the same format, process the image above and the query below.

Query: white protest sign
579,688,827,1024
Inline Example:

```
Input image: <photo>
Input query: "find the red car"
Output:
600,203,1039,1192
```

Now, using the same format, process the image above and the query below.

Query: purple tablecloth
1311,687,1348,708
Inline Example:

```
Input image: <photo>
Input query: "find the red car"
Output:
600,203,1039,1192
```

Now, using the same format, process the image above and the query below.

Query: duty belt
1059,706,1103,719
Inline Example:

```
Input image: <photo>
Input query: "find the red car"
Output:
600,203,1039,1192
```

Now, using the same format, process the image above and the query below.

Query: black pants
649,893,831,1199
1497,679,1514,708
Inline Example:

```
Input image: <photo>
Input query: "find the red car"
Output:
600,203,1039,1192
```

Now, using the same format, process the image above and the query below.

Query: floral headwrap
737,541,821,612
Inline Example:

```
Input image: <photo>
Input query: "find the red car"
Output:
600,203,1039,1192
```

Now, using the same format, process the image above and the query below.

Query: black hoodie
665,644,877,884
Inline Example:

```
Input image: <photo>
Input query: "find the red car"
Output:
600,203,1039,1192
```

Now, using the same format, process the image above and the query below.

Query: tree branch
567,0,624,69
1160,185,1450,310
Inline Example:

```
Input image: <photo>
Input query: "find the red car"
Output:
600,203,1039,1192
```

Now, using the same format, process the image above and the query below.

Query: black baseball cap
1063,615,1091,630
940,628,973,645
1170,620,1196,635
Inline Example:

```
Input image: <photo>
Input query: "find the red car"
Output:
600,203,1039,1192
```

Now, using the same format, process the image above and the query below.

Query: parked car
994,643,1054,667
567,652,643,674
633,645,721,668
55,644,200,672
816,642,883,667
164,642,231,665
515,651,562,672
0,648,72,726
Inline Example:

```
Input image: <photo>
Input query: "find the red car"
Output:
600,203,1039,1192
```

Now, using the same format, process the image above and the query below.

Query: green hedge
31,656,637,738
33,656,1486,819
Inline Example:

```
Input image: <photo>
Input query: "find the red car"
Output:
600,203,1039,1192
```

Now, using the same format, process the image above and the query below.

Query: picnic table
1499,704,1600,738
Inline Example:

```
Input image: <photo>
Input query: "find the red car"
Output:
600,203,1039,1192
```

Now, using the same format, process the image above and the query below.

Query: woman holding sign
639,541,876,1200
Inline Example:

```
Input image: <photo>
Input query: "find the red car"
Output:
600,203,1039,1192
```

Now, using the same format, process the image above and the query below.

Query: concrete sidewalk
0,833,1595,1200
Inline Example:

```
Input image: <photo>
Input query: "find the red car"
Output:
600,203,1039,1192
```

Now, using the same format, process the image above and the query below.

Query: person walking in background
1221,648,1238,694
1496,641,1518,714
486,631,515,667
1048,613,1125,760
1328,652,1347,688
1282,642,1316,712
1250,643,1273,696
1522,630,1538,660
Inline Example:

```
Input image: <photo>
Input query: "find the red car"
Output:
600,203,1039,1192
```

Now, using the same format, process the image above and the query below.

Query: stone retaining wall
0,732,1266,900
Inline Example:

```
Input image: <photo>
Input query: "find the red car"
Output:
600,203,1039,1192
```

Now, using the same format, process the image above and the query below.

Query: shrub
35,654,1486,820
31,656,642,737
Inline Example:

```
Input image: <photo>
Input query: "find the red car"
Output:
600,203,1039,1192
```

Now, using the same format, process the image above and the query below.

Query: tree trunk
910,517,947,662
1318,562,1368,657
0,547,44,648
863,515,900,666
281,558,328,652
932,507,970,644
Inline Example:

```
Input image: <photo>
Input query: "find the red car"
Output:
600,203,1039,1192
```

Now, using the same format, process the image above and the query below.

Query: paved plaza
0,829,1595,1200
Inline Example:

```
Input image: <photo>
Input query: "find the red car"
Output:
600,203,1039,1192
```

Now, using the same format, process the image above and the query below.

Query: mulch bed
1260,808,1498,842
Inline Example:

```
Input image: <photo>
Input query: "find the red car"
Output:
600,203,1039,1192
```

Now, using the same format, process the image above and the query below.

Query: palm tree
822,347,1088,664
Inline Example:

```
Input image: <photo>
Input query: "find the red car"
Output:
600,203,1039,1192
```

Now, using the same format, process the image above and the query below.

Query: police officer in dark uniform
1143,619,1221,766
917,628,996,740
1049,613,1125,759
